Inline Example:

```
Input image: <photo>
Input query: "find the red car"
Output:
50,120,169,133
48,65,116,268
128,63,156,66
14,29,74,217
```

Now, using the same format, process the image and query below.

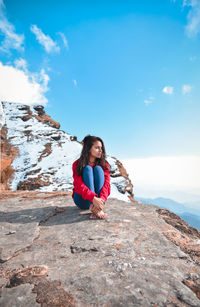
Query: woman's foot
97,210,107,219
90,213,97,219
90,210,107,219
90,204,107,219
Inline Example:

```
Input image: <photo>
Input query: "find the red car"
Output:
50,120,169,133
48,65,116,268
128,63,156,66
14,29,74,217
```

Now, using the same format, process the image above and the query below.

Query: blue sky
0,0,200,200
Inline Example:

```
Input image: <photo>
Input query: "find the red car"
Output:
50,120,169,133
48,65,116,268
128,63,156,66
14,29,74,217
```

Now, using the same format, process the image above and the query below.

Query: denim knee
93,165,104,194
83,165,93,174
94,165,103,172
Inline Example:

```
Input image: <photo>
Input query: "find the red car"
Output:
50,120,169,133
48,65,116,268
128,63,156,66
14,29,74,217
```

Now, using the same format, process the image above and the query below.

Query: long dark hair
76,135,110,176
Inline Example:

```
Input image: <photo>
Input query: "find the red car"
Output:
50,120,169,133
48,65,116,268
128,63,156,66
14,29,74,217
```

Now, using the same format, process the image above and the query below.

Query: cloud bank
0,60,49,105
122,156,200,201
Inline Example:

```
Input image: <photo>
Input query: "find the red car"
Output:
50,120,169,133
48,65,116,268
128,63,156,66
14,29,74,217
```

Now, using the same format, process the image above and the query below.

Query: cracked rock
0,192,200,306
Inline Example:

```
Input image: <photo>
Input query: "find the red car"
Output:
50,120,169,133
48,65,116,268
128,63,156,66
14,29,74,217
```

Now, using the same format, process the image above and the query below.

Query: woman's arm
99,162,111,202
91,196,105,213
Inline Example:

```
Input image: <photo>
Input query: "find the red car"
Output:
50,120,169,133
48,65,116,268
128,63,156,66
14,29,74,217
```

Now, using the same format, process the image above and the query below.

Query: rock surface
0,126,18,191
0,191,200,306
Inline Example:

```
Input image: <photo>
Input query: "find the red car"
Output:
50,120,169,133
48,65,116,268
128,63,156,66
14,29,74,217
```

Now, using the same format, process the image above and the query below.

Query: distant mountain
183,201,200,211
135,197,187,213
0,101,134,202
179,212,200,231
135,196,200,231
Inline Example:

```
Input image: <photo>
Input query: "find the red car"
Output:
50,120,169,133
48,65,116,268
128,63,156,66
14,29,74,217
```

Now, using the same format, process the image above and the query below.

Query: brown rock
110,157,134,201
33,105,60,129
157,208,200,265
17,174,51,190
0,127,18,191
38,143,52,162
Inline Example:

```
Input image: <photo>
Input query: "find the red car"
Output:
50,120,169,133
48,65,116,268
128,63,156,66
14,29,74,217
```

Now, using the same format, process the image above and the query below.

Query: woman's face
89,141,102,159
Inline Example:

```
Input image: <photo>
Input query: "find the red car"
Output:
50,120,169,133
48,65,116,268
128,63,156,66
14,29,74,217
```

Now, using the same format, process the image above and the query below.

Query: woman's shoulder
104,160,110,171
72,158,79,168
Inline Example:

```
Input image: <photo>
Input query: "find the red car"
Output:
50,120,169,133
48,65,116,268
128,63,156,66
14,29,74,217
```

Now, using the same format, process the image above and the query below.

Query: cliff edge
0,192,200,306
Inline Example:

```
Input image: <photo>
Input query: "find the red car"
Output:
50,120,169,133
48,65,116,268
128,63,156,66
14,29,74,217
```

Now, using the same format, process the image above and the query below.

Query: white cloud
30,24,60,53
0,0,24,53
122,156,200,201
144,96,154,105
14,58,27,71
162,86,174,95
182,84,192,94
183,0,200,38
58,32,69,50
0,60,49,105
73,79,77,87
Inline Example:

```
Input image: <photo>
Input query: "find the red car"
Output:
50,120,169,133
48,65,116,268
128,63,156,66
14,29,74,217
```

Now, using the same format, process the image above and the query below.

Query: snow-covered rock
0,101,134,202
0,101,5,128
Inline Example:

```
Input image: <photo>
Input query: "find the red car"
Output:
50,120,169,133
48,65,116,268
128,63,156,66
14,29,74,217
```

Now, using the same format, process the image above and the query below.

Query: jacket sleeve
72,162,98,202
99,162,111,203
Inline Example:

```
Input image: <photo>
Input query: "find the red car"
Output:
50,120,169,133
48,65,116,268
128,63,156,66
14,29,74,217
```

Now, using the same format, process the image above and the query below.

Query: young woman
72,135,111,219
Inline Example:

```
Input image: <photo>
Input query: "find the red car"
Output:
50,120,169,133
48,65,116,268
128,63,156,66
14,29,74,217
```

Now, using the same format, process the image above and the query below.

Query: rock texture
0,126,18,190
0,101,133,202
1,191,200,306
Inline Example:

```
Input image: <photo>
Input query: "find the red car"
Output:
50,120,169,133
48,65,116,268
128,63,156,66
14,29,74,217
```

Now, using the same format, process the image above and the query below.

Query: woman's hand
92,196,105,213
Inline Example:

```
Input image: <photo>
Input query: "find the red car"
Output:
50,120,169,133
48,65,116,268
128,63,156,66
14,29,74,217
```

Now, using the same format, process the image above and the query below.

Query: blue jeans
73,165,105,210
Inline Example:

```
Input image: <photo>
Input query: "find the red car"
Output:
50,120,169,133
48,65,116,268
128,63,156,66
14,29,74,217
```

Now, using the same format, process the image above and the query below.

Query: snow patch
0,101,5,128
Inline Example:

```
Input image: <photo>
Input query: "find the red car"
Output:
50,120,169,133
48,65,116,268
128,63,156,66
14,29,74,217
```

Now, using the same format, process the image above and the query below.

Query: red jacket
72,158,111,203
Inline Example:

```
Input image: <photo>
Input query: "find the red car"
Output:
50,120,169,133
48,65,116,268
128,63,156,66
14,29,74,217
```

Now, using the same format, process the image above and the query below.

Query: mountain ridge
135,196,200,231
0,101,133,202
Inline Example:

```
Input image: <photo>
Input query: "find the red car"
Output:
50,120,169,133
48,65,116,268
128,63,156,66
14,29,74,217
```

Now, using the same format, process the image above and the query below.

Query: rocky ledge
0,192,200,306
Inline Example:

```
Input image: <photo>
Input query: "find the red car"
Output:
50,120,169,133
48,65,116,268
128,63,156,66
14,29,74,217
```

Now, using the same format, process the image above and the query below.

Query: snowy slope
1,101,134,202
